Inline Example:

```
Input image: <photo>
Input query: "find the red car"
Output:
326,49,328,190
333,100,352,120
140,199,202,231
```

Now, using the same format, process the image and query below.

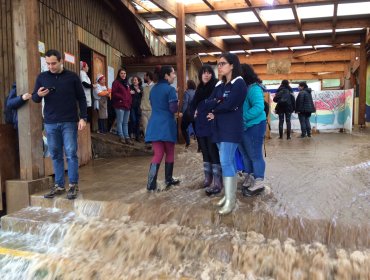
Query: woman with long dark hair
206,53,247,215
145,65,180,191
111,68,133,145
238,64,267,197
191,65,222,195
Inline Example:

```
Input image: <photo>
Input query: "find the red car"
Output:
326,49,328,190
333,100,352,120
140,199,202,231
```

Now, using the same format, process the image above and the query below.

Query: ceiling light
335,28,364,33
273,31,300,36
314,45,332,48
208,52,222,55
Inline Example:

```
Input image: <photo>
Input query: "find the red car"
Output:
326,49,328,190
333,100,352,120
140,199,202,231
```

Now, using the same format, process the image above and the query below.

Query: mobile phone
47,87,56,92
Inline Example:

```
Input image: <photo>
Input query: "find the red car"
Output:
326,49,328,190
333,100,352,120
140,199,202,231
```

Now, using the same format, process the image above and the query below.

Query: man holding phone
32,49,87,200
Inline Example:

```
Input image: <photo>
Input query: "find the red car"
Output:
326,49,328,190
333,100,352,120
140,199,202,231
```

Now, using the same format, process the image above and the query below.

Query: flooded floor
0,131,369,279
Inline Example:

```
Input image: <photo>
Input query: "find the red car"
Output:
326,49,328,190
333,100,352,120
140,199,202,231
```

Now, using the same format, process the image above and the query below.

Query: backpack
4,94,14,125
278,89,291,109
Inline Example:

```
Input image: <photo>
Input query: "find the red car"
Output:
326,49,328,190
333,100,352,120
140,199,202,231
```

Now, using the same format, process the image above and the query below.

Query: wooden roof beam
291,4,305,42
149,0,178,18
185,0,332,14
218,11,252,48
200,49,355,64
209,18,370,37
202,0,216,10
190,34,361,53
245,0,277,43
185,14,226,52
332,1,339,41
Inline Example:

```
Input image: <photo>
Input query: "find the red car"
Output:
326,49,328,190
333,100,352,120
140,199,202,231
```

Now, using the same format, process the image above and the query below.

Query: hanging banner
269,89,354,133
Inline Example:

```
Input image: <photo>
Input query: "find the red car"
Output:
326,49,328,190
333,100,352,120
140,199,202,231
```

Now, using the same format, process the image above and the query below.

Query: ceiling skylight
314,45,332,48
298,4,334,19
219,35,241,39
226,11,259,24
246,33,269,38
230,50,246,54
335,28,364,33
208,52,222,55
164,35,193,43
273,31,300,36
188,33,204,41
196,15,226,26
248,49,266,52
338,2,370,16
290,46,313,50
304,29,332,35
148,19,174,29
198,53,208,56
134,0,160,9
260,8,294,21
268,47,289,51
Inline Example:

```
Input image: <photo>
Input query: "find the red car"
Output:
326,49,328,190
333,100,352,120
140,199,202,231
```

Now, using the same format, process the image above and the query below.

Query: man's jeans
45,122,78,187
298,113,312,136
238,120,266,179
217,142,239,177
115,108,130,138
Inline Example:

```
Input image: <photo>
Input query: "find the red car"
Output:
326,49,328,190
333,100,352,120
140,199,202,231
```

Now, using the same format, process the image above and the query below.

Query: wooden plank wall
39,0,137,62
0,0,15,124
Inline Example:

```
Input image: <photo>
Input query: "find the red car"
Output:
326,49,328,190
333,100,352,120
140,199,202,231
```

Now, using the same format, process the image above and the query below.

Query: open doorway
79,43,94,131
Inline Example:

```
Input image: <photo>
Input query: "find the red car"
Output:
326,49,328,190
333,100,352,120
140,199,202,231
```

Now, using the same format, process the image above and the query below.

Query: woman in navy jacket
206,53,247,215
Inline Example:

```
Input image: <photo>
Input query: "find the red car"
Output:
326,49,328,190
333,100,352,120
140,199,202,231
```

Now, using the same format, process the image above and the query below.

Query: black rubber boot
205,164,223,196
203,162,213,188
165,162,180,189
147,163,160,191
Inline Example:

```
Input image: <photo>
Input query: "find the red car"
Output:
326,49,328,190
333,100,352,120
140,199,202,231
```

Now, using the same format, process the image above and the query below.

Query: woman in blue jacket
145,65,180,191
238,64,267,197
206,53,247,215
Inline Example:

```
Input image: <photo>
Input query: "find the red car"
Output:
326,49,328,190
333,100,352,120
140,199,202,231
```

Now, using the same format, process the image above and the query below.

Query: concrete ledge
6,177,51,214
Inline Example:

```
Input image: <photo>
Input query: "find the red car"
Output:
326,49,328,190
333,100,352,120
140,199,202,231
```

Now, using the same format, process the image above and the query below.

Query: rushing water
0,132,369,279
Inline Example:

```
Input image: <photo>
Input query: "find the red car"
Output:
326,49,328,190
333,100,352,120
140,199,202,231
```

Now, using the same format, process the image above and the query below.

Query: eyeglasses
217,61,229,67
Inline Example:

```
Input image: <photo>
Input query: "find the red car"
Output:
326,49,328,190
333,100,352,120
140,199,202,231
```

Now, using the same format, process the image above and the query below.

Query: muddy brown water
0,132,369,279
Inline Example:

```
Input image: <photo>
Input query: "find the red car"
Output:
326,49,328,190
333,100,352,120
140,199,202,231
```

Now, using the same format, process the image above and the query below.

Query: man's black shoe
44,185,65,199
242,186,265,197
67,184,79,200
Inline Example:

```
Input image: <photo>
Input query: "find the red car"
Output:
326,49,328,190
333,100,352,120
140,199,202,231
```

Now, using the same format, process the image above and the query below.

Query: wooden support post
12,0,44,180
358,35,367,126
176,2,186,144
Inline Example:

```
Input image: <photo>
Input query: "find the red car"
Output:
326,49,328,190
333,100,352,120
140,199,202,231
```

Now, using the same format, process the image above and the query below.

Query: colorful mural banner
366,60,370,122
269,89,354,133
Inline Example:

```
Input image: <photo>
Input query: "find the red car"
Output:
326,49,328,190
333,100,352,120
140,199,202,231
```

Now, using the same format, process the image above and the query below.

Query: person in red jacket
111,68,133,145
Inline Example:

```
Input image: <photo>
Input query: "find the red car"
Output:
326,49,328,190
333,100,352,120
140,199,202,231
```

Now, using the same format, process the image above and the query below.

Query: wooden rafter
184,0,333,14
291,4,305,43
185,14,226,51
245,0,277,43
332,0,339,41
208,18,370,37
119,0,168,46
189,34,361,53
149,0,178,18
202,0,215,10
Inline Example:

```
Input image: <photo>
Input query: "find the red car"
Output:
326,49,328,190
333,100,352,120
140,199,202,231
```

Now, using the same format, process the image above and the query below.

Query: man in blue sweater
32,49,87,200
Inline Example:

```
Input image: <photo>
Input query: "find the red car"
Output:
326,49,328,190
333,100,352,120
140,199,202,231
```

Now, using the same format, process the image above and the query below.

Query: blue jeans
45,122,78,186
217,142,239,177
115,108,130,138
238,120,266,179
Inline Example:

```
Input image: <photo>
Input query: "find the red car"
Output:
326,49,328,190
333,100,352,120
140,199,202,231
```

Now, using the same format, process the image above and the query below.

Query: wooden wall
39,0,138,73
0,0,15,124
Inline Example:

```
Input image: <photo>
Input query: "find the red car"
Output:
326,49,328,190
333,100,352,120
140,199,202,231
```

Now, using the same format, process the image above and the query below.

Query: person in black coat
295,81,316,138
273,80,295,139
5,83,32,129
